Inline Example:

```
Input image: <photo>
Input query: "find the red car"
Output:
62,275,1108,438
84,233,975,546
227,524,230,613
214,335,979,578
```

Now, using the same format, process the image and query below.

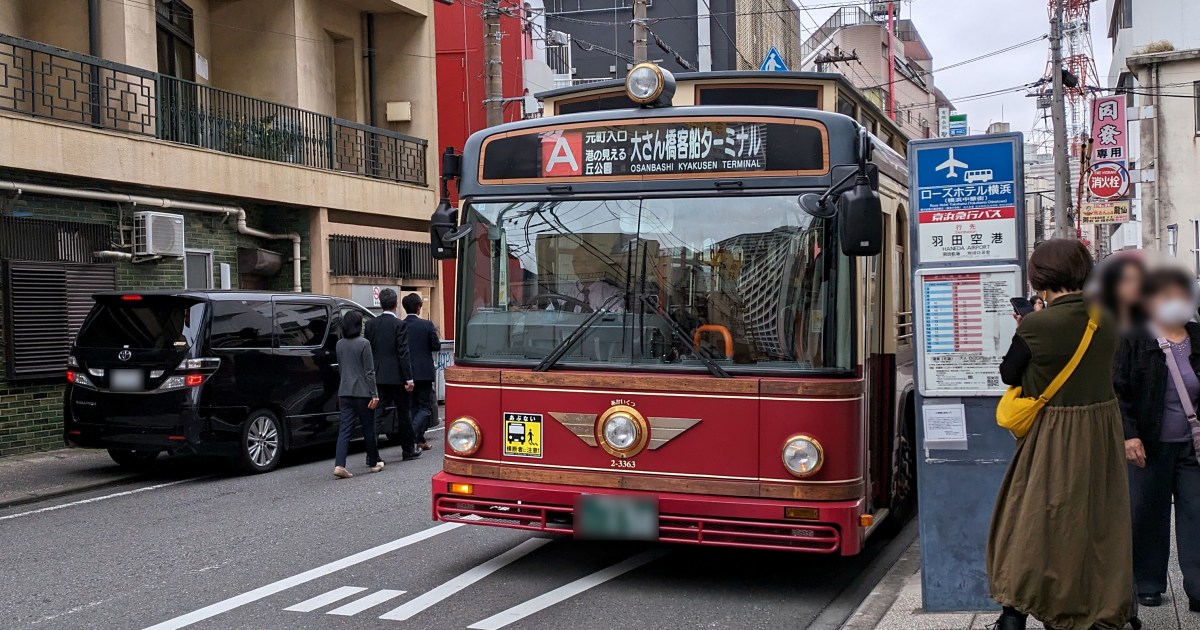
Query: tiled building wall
0,178,312,456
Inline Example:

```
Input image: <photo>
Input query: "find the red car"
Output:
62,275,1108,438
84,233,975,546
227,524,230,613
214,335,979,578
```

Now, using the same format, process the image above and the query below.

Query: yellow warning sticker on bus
503,412,543,458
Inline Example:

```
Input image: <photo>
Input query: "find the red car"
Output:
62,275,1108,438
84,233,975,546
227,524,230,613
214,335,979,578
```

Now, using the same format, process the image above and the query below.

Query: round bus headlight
447,417,481,456
782,435,824,477
625,63,675,107
596,406,649,458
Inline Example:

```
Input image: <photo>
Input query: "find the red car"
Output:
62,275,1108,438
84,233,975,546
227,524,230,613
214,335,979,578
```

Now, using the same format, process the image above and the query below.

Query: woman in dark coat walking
988,239,1133,630
1113,267,1200,614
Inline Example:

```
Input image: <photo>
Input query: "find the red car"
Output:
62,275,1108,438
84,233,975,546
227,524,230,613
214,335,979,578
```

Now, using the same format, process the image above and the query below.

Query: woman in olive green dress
988,239,1133,630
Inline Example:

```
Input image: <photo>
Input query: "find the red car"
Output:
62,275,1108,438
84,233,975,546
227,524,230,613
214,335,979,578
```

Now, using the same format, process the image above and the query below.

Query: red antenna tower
1031,0,1100,154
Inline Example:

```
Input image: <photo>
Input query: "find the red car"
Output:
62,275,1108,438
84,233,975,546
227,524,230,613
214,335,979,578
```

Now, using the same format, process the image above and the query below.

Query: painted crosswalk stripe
327,589,406,616
379,538,552,621
142,522,462,630
283,586,367,612
467,549,669,630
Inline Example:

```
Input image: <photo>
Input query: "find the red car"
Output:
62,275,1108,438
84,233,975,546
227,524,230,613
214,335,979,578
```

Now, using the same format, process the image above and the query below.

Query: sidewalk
0,448,143,509
847,524,1192,630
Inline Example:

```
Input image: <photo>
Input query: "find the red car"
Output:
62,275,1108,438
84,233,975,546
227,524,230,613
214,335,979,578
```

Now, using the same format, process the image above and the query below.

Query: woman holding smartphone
333,310,384,479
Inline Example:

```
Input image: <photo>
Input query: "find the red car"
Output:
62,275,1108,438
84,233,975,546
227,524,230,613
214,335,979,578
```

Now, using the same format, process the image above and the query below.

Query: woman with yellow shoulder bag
987,239,1134,630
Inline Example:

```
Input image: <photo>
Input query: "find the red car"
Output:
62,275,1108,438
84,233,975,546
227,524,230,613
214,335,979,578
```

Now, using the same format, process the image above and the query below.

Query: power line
862,35,1050,91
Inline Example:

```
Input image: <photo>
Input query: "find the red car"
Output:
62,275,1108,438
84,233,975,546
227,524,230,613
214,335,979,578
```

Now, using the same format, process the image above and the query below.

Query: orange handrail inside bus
693,325,733,359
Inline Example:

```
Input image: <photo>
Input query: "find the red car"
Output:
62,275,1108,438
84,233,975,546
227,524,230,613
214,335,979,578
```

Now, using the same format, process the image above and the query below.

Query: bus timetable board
479,117,829,184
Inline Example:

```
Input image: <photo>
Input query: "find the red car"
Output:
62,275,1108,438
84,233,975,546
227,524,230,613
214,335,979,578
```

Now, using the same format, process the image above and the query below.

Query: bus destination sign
480,118,827,183
543,122,767,177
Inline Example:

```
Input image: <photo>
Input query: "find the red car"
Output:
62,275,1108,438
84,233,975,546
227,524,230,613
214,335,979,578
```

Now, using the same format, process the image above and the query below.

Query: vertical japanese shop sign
1090,96,1127,165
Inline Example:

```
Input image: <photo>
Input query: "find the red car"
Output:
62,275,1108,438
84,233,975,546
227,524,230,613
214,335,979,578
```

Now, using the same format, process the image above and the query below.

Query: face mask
1154,298,1195,326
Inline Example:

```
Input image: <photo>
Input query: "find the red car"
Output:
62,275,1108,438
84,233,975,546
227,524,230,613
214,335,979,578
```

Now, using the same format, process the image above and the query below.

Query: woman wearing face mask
990,239,1133,630
1113,267,1200,615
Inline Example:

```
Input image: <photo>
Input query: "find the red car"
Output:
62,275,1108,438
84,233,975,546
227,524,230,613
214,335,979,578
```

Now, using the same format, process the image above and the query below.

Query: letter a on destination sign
542,132,581,176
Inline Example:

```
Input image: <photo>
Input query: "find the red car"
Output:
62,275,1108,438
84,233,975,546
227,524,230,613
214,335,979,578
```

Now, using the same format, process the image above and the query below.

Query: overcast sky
804,0,1112,136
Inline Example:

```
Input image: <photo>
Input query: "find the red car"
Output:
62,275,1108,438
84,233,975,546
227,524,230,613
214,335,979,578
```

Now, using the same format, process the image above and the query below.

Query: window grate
0,216,113,264
2,261,116,380
328,235,436,280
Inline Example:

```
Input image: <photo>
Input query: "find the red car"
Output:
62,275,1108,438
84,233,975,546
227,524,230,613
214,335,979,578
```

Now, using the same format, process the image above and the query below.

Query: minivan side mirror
430,199,469,260
838,175,883,257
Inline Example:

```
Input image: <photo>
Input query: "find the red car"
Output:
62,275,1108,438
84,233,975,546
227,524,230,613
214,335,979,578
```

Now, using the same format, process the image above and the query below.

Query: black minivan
64,291,398,473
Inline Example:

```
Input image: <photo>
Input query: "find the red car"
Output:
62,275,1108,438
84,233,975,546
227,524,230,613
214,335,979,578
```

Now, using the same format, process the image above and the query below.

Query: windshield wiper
638,296,731,379
533,294,625,372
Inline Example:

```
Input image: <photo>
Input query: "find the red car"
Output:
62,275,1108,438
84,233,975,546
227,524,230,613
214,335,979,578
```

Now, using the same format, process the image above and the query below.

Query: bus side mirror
838,176,883,257
430,199,469,260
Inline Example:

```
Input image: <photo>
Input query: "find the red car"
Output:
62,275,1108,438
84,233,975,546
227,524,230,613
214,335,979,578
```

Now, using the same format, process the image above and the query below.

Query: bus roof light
625,63,675,107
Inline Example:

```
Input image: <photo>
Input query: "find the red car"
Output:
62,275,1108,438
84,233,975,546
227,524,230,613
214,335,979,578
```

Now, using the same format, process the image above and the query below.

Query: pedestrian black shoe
1189,597,1200,612
987,615,1026,630
402,450,422,461
1137,593,1162,607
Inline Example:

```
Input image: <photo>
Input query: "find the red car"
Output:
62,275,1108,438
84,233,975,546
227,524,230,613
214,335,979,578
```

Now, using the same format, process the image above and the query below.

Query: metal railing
0,34,157,135
159,76,427,185
0,33,427,186
328,234,437,280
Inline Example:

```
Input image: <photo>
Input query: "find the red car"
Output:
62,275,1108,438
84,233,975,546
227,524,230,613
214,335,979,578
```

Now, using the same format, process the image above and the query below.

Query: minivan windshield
456,195,853,373
75,298,207,350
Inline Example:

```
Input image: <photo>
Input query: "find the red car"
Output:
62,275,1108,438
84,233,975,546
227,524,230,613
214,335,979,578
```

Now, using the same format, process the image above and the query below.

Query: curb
838,534,922,629
0,473,145,511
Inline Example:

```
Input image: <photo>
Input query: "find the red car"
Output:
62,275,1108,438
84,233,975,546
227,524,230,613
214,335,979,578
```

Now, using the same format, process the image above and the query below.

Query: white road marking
379,538,552,621
326,589,406,616
0,478,200,521
283,586,368,612
467,549,669,630
141,522,462,630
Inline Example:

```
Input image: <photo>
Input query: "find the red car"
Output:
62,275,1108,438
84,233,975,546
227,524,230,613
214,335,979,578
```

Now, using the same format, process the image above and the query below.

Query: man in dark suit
402,293,442,450
364,289,420,461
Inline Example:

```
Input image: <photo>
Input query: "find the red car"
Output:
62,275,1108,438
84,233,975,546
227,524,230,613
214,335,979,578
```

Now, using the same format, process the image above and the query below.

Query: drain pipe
0,181,303,292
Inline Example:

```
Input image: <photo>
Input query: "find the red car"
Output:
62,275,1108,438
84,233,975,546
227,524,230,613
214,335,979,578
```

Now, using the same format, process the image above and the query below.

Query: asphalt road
0,426,914,630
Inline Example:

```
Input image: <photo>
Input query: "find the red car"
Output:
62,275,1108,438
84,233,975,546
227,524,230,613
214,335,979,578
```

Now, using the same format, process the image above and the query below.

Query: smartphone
1010,297,1034,317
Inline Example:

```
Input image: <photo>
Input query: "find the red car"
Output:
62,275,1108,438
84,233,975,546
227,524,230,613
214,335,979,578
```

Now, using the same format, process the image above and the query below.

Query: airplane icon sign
935,148,968,178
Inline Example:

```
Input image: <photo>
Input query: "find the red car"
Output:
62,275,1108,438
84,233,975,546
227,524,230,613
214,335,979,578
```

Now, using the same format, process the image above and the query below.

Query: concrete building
799,5,948,141
539,0,801,82
0,0,442,455
1106,0,1200,264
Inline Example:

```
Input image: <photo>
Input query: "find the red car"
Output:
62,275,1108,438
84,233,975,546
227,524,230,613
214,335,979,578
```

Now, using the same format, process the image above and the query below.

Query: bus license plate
575,495,658,541
109,369,144,392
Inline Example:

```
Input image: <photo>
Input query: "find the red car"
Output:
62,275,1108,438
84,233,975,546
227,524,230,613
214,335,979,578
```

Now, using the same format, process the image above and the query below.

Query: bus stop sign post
907,133,1027,612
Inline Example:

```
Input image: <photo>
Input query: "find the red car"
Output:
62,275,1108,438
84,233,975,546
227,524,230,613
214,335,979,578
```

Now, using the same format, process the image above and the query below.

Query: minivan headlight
447,418,480,456
782,435,824,477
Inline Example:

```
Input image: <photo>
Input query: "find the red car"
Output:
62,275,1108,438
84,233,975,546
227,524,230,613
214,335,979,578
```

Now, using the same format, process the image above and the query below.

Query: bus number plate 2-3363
503,412,543,458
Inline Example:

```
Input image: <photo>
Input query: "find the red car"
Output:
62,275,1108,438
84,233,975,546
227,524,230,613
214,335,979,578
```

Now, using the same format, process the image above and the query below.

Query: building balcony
0,33,428,188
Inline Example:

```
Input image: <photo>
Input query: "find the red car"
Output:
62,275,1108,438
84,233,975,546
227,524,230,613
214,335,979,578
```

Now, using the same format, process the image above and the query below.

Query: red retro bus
428,64,916,555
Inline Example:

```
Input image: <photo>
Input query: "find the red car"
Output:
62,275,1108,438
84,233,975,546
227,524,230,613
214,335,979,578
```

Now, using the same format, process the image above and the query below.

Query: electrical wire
861,35,1050,90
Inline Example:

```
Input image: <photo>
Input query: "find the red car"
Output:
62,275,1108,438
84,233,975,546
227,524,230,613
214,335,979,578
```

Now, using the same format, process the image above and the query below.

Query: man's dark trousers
378,383,417,451
411,380,435,442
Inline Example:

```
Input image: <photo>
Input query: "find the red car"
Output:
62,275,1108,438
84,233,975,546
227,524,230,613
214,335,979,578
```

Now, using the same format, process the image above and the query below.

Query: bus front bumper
432,471,867,555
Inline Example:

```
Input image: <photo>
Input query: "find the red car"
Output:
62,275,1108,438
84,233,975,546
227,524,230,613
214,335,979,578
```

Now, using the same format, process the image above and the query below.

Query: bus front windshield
456,195,853,374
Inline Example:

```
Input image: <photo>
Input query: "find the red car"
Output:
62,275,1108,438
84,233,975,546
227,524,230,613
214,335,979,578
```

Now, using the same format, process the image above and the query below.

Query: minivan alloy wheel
248,416,279,467
239,411,283,473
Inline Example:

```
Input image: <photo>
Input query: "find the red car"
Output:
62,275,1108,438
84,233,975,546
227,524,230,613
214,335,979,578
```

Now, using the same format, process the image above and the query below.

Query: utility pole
484,0,504,127
1050,0,1073,238
632,0,648,64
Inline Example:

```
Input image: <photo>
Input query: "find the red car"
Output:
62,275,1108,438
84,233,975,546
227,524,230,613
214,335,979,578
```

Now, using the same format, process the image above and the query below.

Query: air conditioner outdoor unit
133,211,186,257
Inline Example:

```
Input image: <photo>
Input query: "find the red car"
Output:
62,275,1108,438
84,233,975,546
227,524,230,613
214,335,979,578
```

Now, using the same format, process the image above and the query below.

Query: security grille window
274,302,330,347
208,300,273,349
3,261,116,380
328,235,437,279
156,0,195,80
